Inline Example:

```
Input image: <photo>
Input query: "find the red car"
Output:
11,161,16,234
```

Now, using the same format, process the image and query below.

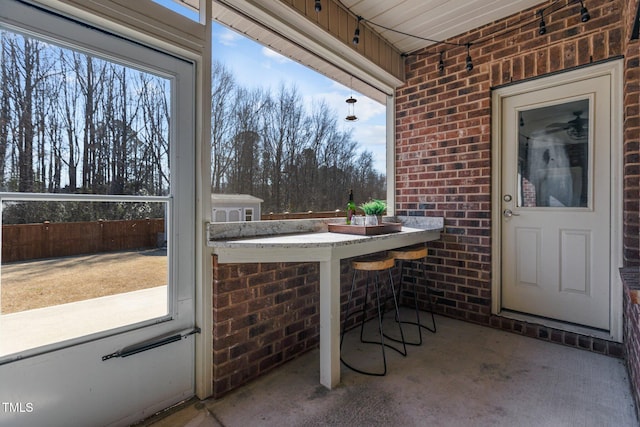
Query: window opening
152,0,200,22
210,22,387,219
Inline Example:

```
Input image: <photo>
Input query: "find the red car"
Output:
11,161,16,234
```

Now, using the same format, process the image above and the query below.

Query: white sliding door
0,2,196,426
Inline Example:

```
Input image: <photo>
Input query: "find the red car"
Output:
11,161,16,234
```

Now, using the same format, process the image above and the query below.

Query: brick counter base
622,267,640,421
212,256,320,398
212,255,402,398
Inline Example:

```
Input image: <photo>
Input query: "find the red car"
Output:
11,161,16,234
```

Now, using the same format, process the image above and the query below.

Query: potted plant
359,199,386,226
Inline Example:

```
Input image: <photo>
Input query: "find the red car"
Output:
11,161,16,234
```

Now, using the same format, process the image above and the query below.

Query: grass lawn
1,249,167,313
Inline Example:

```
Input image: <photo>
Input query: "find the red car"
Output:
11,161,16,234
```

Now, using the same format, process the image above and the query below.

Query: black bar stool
340,254,407,376
386,244,437,346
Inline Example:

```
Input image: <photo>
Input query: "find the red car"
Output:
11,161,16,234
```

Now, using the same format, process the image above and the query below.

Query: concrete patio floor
138,313,638,427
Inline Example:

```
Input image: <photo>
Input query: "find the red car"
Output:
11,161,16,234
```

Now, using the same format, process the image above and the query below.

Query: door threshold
498,310,614,341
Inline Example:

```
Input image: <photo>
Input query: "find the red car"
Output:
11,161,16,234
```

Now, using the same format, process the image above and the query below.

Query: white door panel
1,325,194,427
501,73,611,330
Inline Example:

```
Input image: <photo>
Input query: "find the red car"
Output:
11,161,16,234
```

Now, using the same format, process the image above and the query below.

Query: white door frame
0,1,204,425
491,60,624,342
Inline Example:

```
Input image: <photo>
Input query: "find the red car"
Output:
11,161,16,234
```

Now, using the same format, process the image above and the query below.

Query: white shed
211,193,263,222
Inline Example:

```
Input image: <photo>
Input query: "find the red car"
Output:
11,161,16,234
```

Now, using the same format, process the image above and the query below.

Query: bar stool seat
387,244,437,346
340,254,407,376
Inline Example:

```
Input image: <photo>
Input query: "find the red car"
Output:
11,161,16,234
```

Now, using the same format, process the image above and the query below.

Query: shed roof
211,193,264,203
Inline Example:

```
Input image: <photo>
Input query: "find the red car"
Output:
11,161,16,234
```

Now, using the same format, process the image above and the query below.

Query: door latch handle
503,209,520,218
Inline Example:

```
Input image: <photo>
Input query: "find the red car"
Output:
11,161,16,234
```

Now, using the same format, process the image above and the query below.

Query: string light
353,16,361,45
579,0,590,22
315,0,321,13
341,0,591,73
538,10,547,35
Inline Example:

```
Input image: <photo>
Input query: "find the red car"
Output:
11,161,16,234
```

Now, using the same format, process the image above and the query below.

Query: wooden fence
261,210,349,220
2,219,165,263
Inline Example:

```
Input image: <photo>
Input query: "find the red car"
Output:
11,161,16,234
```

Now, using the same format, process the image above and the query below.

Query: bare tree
0,31,12,189
211,60,236,192
0,28,385,223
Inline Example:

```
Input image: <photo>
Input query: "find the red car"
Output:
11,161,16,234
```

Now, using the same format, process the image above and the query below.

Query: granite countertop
209,225,439,250
207,216,444,245
208,216,444,264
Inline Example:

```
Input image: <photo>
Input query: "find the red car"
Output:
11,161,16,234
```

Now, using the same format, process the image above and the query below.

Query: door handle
503,209,520,218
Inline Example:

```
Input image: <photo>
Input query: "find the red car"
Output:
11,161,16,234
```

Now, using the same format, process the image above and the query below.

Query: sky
153,0,387,172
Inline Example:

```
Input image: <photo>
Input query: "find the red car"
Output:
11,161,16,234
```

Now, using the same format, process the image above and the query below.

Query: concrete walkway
139,314,638,427
0,286,166,356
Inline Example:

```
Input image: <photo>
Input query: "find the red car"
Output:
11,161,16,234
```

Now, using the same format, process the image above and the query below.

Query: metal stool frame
340,256,407,376
384,245,437,346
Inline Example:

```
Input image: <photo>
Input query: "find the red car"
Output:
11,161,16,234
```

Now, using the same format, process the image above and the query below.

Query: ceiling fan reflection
545,111,588,140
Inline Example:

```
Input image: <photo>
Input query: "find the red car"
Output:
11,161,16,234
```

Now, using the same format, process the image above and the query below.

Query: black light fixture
538,10,547,35
438,51,445,73
353,16,362,45
314,0,321,13
579,0,590,22
465,43,473,72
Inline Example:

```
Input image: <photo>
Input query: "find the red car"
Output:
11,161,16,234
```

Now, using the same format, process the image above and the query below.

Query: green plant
359,199,387,215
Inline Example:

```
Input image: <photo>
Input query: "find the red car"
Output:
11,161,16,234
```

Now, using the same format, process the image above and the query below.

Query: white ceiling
340,0,544,54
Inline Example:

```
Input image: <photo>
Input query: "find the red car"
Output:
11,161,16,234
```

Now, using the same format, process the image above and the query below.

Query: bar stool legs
340,255,407,376
386,245,437,346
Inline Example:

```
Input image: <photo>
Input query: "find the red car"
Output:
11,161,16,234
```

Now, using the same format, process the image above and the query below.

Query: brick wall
623,0,640,265
396,0,636,324
626,294,640,420
622,269,640,420
623,0,640,420
396,0,639,410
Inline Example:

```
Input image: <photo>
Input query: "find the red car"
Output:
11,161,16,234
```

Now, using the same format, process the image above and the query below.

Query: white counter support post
319,257,341,389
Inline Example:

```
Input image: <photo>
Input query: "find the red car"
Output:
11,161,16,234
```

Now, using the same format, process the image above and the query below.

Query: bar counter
208,216,444,389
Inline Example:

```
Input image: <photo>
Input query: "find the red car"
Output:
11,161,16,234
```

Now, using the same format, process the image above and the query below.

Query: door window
517,99,590,208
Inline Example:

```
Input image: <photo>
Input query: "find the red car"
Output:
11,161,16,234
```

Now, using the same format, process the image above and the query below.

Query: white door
500,73,611,330
0,3,196,426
